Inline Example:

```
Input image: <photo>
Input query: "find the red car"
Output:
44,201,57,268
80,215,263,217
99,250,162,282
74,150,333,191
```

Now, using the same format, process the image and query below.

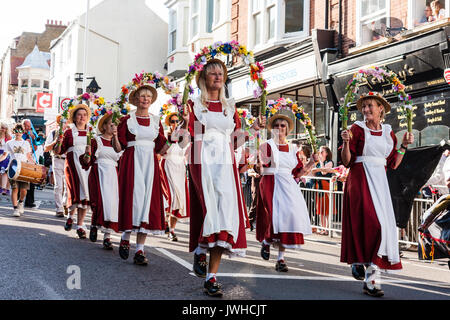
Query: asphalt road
0,188,449,302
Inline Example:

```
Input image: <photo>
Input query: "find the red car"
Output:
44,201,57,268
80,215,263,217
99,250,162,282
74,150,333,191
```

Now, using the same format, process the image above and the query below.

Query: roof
16,45,51,70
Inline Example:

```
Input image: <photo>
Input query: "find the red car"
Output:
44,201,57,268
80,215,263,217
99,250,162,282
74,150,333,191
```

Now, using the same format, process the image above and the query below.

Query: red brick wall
232,0,248,47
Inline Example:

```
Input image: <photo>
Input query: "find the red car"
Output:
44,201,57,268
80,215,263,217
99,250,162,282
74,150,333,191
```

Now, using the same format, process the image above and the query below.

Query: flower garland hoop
340,66,413,132
117,71,180,124
58,92,101,145
182,41,268,116
266,98,318,153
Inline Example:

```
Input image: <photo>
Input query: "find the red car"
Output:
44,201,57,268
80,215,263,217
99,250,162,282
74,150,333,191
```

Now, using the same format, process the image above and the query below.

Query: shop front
326,26,450,160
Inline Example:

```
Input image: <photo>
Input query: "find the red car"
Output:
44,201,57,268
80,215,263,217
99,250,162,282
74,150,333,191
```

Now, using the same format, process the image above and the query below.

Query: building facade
49,0,168,122
0,20,66,127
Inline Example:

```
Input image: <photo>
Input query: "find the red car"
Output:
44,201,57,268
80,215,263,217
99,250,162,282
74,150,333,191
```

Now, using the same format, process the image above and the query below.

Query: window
67,35,72,61
183,7,189,46
191,0,199,38
20,94,25,108
21,79,28,88
267,2,276,40
357,0,389,45
51,52,55,77
43,81,49,89
59,43,64,70
31,79,41,88
410,0,449,29
32,94,37,107
214,0,222,25
285,0,304,34
169,10,177,52
252,0,262,46
66,76,70,96
207,0,214,32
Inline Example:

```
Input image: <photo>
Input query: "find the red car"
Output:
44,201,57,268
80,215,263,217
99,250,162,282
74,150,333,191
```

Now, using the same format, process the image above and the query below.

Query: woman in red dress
81,113,121,250
178,59,265,297
55,104,92,239
340,92,414,297
256,114,317,272
113,84,170,266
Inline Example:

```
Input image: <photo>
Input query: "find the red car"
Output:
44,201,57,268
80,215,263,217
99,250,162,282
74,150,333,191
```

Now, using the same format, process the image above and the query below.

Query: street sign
60,97,71,112
36,92,53,113
444,68,450,85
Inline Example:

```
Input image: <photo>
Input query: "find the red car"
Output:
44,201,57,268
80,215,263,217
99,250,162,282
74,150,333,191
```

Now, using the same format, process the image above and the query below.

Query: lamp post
82,0,90,92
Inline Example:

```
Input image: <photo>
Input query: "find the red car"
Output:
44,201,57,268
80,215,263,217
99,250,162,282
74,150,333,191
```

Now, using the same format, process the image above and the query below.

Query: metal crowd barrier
241,175,444,247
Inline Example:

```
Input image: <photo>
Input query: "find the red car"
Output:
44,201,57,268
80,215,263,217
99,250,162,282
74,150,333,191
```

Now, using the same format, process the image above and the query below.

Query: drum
7,159,48,185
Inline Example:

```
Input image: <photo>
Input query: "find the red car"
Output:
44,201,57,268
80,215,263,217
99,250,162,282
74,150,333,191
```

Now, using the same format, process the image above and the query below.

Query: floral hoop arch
116,71,181,124
266,98,318,153
181,40,268,115
340,66,413,132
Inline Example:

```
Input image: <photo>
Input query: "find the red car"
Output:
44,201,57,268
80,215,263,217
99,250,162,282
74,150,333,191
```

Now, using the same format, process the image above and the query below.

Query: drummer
5,123,34,217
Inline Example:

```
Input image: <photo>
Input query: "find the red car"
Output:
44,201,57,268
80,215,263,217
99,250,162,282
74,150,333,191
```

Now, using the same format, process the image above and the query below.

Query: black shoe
64,218,73,231
89,226,98,242
351,264,366,281
76,228,86,239
119,240,130,260
165,224,170,234
260,243,270,260
55,212,64,217
203,278,223,297
363,283,384,297
249,218,256,231
275,260,289,272
103,238,113,250
168,231,178,242
133,250,148,266
193,253,207,278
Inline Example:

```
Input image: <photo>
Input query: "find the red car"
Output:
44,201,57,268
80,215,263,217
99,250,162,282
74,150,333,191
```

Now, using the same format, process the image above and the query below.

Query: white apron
94,136,120,232
193,97,240,243
265,139,312,237
67,124,90,209
162,134,188,217
126,112,160,233
354,121,400,266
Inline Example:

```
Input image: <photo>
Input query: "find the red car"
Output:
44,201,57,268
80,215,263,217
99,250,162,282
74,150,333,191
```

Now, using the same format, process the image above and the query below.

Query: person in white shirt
431,0,446,21
5,123,34,217
44,115,68,217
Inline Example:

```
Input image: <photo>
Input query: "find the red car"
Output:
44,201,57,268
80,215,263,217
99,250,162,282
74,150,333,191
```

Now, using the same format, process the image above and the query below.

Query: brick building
0,20,66,126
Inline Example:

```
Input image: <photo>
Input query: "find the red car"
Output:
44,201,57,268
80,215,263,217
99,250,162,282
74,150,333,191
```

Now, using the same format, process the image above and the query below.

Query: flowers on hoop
117,71,180,123
182,41,268,114
266,98,318,153
237,108,256,127
340,66,413,132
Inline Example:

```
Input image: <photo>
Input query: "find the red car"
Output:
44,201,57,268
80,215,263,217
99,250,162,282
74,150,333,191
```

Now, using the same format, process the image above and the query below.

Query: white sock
169,228,175,232
206,273,216,281
136,243,145,253
104,232,111,240
121,232,131,241
262,239,270,246
364,264,381,290
278,251,285,261
195,246,207,255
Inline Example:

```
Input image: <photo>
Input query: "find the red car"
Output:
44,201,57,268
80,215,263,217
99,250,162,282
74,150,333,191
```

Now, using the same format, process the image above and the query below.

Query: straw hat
56,114,62,124
68,104,92,124
97,113,113,134
129,84,158,106
195,58,228,87
164,112,179,127
268,114,294,133
356,91,391,113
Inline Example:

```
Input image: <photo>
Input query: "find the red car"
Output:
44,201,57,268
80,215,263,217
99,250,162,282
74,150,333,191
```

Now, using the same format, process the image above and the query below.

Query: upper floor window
411,0,449,28
284,0,305,34
191,0,200,38
169,9,177,52
250,0,310,49
31,79,41,88
357,0,390,46
21,79,28,88
67,35,72,61
207,0,214,33
43,81,49,89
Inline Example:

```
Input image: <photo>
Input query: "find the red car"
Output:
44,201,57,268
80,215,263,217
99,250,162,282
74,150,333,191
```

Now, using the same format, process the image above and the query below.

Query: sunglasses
273,124,287,128
170,120,179,124
13,129,23,134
